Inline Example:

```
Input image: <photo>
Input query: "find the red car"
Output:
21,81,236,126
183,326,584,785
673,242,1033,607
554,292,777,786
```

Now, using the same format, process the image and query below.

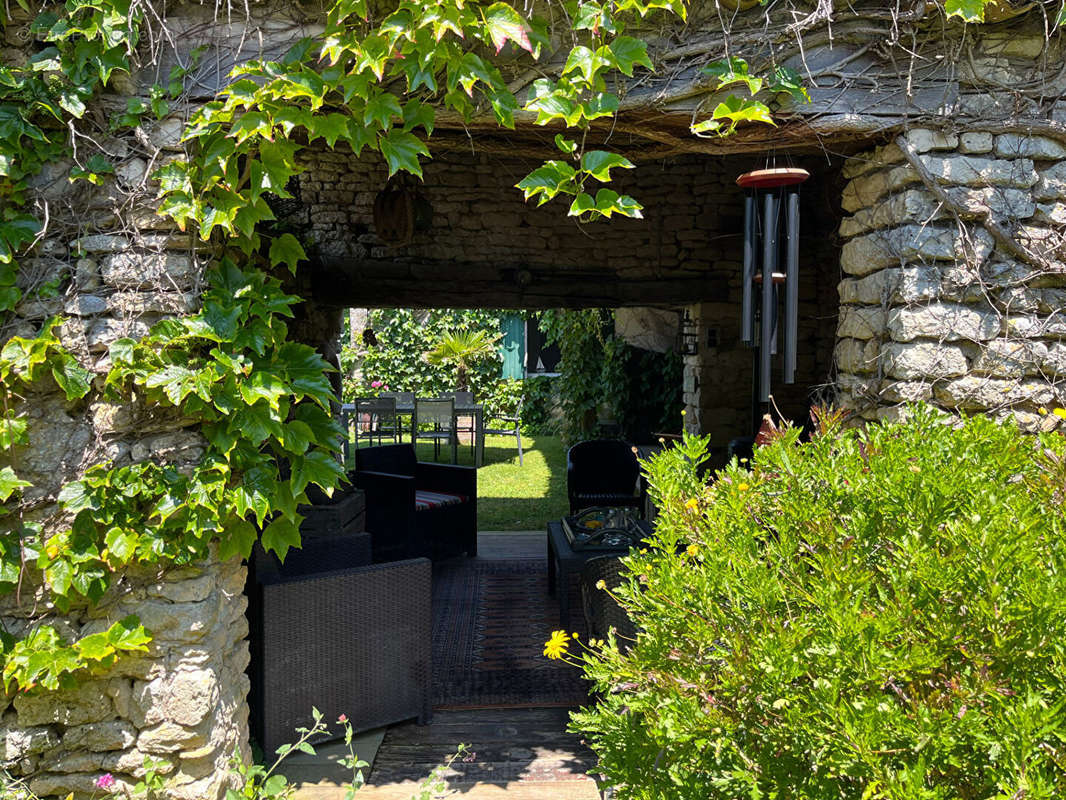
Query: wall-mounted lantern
676,308,699,356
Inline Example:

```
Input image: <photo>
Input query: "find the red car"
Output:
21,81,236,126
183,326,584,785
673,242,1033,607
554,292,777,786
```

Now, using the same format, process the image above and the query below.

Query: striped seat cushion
414,490,467,511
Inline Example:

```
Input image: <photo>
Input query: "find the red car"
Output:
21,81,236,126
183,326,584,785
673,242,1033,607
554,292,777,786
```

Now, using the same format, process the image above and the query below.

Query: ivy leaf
554,134,578,154
482,3,533,53
0,467,30,502
582,92,619,121
402,101,435,136
562,45,607,83
607,36,653,77
712,96,775,129
1056,2,1066,26
106,616,151,652
0,415,28,449
944,0,988,21
568,192,596,217
581,151,635,183
218,518,257,561
239,372,290,411
363,93,403,131
769,66,810,103
378,129,430,178
268,233,306,273
290,449,344,495
702,56,763,95
309,112,352,147
51,353,92,400
261,516,302,562
515,160,577,205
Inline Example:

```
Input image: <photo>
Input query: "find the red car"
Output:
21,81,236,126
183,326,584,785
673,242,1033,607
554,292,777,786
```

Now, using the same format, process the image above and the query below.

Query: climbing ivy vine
0,0,1062,695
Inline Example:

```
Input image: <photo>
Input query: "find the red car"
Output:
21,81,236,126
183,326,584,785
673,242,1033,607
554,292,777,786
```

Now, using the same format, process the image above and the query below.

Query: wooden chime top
736,167,810,189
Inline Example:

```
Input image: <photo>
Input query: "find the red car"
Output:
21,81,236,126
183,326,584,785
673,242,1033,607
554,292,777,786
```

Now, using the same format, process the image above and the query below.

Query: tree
424,330,502,393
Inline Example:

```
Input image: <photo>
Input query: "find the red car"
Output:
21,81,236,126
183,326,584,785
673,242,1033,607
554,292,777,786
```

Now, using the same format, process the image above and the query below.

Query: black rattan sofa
351,444,477,562
247,532,432,754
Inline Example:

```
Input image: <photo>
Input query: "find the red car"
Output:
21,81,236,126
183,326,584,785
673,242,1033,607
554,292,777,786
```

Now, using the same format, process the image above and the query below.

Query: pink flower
370,380,383,389
95,773,116,791
337,713,348,723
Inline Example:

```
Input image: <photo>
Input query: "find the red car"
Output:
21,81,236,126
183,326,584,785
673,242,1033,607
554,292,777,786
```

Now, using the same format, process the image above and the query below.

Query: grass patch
355,434,568,531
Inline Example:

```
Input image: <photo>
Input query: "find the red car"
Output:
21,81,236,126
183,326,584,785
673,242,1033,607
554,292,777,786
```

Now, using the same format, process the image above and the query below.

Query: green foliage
350,309,505,401
424,329,503,392
693,57,809,137
574,407,1066,799
538,309,679,442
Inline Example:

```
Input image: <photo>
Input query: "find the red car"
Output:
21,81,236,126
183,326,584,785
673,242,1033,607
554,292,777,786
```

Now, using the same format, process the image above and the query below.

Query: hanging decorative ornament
736,166,809,404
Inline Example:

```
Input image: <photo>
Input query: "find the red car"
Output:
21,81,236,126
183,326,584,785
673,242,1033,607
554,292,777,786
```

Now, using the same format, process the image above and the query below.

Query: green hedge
573,407,1066,799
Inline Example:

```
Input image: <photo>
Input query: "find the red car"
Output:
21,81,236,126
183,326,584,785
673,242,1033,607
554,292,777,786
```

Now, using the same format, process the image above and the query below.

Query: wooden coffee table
545,518,652,628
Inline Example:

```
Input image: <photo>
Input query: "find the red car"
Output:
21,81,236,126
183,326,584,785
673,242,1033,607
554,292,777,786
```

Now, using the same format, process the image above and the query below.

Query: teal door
500,313,525,379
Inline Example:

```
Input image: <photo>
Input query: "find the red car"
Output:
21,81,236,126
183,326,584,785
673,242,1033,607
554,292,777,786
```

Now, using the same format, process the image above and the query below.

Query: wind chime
736,166,809,418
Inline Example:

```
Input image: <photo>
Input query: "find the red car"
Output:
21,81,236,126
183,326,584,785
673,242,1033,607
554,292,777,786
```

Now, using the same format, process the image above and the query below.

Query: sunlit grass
355,434,568,530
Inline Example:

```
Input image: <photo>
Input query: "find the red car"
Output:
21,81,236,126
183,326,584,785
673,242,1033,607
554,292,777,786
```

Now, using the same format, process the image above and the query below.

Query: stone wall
834,128,1066,430
1,555,248,800
2,109,249,798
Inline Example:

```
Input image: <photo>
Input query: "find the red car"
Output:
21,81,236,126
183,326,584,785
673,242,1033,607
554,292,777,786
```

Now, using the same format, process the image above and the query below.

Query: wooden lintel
311,258,729,309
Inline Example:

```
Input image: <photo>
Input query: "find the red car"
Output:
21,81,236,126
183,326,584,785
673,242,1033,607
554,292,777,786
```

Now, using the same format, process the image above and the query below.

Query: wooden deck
291,532,601,800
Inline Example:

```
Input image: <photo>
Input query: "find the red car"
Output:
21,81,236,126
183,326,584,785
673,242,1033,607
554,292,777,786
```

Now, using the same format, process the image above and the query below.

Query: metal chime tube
741,192,756,344
760,192,778,403
784,187,800,384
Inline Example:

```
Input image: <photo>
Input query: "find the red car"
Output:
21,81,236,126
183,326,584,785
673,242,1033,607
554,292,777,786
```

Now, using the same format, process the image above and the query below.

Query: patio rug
431,558,590,710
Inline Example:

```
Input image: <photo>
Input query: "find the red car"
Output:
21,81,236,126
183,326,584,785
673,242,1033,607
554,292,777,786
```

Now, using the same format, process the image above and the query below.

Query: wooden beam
310,258,730,309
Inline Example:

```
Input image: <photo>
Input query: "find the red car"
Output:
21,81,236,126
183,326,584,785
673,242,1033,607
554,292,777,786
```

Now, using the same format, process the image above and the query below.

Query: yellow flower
686,544,699,557
572,631,580,639
685,497,699,511
543,630,571,660
1039,407,1049,415
738,483,750,492
46,545,59,560
1054,408,1066,420
680,409,686,416
595,579,606,590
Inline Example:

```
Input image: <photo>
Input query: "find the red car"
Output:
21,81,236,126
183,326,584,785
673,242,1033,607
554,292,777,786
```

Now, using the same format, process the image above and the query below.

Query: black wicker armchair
247,532,432,755
351,444,477,562
567,439,644,516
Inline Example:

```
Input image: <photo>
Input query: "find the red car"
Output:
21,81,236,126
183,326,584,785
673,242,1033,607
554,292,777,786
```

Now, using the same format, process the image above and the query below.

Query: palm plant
424,329,502,392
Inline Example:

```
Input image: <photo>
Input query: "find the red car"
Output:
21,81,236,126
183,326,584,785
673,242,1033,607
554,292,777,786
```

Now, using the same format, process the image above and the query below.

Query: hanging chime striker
736,167,809,404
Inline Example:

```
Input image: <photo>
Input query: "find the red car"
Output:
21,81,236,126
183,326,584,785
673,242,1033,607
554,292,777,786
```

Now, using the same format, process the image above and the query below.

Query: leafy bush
572,407,1066,800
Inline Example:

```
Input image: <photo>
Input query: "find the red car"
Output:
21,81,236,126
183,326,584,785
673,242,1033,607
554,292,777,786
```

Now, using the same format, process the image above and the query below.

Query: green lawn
357,434,568,530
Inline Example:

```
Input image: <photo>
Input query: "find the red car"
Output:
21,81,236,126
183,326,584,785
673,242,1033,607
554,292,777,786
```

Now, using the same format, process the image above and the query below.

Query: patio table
392,397,485,468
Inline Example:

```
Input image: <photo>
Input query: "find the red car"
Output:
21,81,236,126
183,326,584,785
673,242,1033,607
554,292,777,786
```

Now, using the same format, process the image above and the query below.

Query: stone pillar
2,556,249,799
835,128,1066,430
2,110,250,798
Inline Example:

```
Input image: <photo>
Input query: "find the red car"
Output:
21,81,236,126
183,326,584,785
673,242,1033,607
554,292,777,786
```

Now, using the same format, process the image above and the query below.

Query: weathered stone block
63,295,108,317
918,154,1037,188
834,338,880,375
14,683,113,727
107,291,199,315
880,380,934,403
994,134,1066,160
944,186,1035,219
886,303,1000,342
905,129,958,153
131,668,218,728
1034,202,1066,226
1006,314,1066,338
101,253,197,290
838,267,941,305
2,726,59,766
882,341,968,379
959,132,994,154
61,720,137,752
72,234,130,254
138,721,209,754
841,226,993,276
973,339,1046,377
836,306,886,340
1034,161,1066,201
838,189,938,238
933,376,1059,409
841,164,919,212
1042,342,1066,376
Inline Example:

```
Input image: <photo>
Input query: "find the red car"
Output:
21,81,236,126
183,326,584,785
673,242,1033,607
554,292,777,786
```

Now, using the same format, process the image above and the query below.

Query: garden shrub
572,406,1066,800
